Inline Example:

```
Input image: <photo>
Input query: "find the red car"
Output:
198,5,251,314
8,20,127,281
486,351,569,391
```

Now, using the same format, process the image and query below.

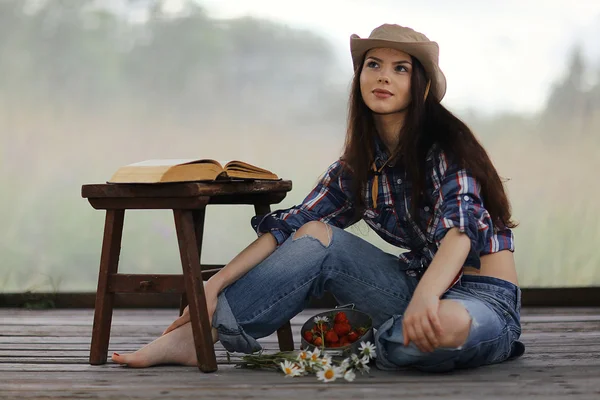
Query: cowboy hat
350,24,447,102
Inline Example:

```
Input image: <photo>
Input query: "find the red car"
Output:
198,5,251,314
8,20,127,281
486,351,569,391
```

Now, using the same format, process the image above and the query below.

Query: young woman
113,24,524,372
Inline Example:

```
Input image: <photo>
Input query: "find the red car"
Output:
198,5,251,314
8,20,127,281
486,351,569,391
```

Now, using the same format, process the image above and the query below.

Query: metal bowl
300,305,374,358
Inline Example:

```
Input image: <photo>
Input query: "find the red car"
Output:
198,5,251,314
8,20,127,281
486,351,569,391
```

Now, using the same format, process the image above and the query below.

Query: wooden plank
13,319,600,336
1,308,600,399
108,274,186,294
6,342,600,358
89,196,210,210
6,285,600,308
3,351,600,366
81,181,292,199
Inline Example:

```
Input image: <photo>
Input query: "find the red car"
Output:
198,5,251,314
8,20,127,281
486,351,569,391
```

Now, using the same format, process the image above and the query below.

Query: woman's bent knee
437,300,472,348
292,221,331,247
375,302,472,370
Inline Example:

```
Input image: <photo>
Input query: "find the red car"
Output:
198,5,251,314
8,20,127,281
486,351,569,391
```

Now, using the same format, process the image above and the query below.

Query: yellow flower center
285,367,293,375
300,352,307,359
324,369,334,379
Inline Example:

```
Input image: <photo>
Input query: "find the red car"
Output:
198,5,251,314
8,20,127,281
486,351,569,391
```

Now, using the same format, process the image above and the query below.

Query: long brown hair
342,56,517,230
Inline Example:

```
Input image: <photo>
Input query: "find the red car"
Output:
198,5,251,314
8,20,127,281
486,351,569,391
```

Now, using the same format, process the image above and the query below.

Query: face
359,48,412,115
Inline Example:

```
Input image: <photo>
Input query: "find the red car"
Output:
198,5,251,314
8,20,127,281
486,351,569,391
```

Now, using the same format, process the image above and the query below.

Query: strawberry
334,311,348,323
339,336,351,346
325,330,339,343
347,331,359,343
333,322,351,336
303,331,313,342
313,337,322,346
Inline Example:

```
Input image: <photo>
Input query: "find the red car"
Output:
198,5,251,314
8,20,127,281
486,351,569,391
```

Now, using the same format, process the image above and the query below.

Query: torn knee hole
292,222,331,247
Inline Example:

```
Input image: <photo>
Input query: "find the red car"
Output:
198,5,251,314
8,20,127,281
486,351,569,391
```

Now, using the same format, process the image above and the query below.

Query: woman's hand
402,292,444,353
162,280,220,336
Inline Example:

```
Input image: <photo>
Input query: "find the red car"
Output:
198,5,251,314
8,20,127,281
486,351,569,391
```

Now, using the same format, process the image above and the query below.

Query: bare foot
112,322,197,367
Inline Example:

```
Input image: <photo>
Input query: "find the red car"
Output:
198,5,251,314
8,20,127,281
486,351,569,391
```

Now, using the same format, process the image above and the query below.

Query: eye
366,60,379,69
395,65,408,72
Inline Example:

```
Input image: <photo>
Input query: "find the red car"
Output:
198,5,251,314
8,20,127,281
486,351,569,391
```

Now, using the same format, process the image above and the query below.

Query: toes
111,352,128,365
112,352,151,368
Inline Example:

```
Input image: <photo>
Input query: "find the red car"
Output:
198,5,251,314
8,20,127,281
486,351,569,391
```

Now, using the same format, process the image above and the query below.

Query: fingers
162,314,190,336
179,305,189,317
428,308,444,337
402,319,413,347
407,319,430,352
403,315,442,353
419,317,438,352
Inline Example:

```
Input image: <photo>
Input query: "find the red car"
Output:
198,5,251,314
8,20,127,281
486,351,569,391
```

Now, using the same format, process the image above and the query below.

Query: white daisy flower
316,365,343,383
343,369,356,382
296,350,309,363
319,355,332,368
339,358,351,370
359,341,377,359
361,363,371,374
280,360,301,377
313,316,329,324
293,362,306,375
309,348,321,362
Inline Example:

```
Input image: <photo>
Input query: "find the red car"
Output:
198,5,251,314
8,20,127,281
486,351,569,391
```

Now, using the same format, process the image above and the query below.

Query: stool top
82,180,292,199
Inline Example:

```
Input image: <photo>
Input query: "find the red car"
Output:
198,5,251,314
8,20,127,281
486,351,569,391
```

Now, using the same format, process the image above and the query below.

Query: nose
377,75,390,84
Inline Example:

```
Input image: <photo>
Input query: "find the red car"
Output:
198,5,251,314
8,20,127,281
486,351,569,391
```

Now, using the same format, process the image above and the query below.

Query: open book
108,159,279,184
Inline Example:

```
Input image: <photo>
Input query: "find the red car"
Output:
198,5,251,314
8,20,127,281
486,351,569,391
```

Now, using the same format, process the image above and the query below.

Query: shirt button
376,223,381,228
424,206,430,212
396,179,402,184
463,195,470,201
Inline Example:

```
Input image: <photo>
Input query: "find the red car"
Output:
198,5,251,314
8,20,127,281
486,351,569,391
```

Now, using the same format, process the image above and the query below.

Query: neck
373,111,406,155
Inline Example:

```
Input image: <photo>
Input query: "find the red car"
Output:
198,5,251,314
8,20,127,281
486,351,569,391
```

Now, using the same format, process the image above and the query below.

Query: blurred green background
1,0,599,292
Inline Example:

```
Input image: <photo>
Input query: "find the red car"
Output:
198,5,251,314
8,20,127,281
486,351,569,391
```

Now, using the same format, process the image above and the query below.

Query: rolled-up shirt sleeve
433,152,493,255
250,160,358,246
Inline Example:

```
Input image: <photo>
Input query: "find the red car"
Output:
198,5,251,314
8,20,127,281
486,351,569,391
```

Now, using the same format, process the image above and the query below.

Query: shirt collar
373,135,389,169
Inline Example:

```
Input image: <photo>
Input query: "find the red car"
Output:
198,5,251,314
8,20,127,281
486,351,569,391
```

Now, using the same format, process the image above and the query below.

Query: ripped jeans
211,224,524,372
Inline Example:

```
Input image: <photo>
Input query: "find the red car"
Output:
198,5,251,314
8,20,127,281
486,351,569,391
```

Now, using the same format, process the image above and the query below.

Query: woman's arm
401,228,470,352
402,149,494,352
414,227,470,298
162,232,277,335
252,160,358,245
208,231,277,294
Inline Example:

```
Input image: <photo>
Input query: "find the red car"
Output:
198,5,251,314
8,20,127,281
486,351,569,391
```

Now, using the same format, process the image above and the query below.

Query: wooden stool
81,180,294,372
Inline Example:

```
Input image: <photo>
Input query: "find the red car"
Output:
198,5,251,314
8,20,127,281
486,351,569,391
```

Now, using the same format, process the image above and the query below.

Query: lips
373,88,393,98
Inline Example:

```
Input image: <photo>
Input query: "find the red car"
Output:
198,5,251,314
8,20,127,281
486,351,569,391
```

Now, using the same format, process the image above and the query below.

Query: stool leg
254,203,295,351
277,321,295,351
90,209,124,365
174,209,217,373
178,209,204,316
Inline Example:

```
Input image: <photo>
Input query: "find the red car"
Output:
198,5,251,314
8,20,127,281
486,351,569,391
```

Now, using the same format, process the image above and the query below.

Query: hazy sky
190,0,600,115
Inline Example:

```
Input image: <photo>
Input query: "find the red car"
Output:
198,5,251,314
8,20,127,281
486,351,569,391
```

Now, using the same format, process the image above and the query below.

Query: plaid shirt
251,138,514,275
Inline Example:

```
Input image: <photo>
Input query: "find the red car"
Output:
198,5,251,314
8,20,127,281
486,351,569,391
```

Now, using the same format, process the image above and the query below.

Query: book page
126,159,222,168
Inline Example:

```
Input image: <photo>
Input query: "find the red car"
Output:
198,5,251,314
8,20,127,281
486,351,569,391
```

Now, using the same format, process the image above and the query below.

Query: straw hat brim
350,37,447,102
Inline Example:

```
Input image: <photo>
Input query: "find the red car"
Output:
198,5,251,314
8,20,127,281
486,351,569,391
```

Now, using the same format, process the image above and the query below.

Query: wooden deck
1,307,600,399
